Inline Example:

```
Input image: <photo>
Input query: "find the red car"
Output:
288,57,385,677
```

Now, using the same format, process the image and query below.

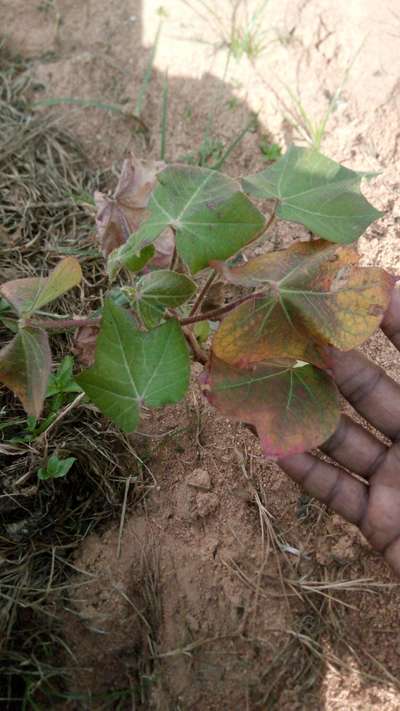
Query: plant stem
184,203,276,323
29,317,100,330
189,270,217,316
182,326,208,364
181,291,264,325
169,244,178,271
263,203,277,235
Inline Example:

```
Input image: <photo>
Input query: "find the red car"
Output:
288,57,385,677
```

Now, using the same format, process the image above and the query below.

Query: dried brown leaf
94,154,166,257
72,323,100,367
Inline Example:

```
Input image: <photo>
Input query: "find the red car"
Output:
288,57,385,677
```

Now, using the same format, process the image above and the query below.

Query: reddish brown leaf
72,323,100,367
95,153,166,257
202,355,340,459
0,328,51,417
150,231,175,269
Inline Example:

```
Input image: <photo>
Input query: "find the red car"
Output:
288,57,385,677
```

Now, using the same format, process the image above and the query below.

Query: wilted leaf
108,164,265,275
72,323,100,367
242,146,383,244
0,257,82,317
94,192,127,257
77,300,190,431
212,240,394,367
151,231,175,269
200,281,225,312
135,270,196,327
202,355,340,459
0,328,51,417
95,153,165,257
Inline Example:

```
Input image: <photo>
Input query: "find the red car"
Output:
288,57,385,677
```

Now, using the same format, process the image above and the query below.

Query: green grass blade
212,116,256,170
32,97,128,114
160,72,169,161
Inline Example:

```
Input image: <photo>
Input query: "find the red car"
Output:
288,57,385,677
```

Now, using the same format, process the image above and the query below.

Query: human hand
279,288,400,576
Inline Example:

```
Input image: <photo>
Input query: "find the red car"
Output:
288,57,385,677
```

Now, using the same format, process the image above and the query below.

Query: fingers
321,414,387,478
278,451,368,525
324,288,400,440
328,350,400,440
383,537,400,577
381,286,400,350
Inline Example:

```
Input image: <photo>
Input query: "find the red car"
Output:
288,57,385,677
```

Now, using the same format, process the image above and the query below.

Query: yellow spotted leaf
212,240,395,367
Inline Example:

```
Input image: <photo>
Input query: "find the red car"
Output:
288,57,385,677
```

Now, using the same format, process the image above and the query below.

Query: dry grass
0,42,109,278
0,44,155,708
224,442,400,708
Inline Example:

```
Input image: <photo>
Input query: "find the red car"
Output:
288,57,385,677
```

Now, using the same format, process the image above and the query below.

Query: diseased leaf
213,298,326,367
76,300,190,432
151,231,176,269
202,355,340,459
0,257,82,316
212,240,394,367
242,146,383,244
108,164,265,276
0,328,51,417
95,153,165,257
135,270,196,326
72,323,101,367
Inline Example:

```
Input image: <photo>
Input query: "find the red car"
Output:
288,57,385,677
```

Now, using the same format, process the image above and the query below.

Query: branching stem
181,291,264,325
184,203,276,324
182,326,208,364
189,269,217,316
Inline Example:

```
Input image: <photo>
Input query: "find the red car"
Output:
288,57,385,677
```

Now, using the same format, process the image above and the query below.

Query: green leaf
76,300,190,431
0,257,82,316
38,454,76,480
0,328,51,417
136,269,196,327
203,355,340,459
193,320,211,343
242,146,383,244
108,164,265,275
122,244,155,273
47,355,81,397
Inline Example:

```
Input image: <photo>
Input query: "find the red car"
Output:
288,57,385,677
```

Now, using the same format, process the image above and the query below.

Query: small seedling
37,454,76,481
259,138,282,161
0,146,393,459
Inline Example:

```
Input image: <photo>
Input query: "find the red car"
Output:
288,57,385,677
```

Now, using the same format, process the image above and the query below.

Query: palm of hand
280,289,400,576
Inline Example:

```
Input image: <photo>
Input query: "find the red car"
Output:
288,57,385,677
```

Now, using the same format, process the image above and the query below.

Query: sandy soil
2,0,400,708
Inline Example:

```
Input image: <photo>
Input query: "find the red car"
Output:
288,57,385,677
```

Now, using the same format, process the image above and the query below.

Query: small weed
182,136,225,167
229,0,272,61
277,42,365,149
183,0,272,61
183,104,193,121
226,96,240,110
259,137,282,161
37,453,77,480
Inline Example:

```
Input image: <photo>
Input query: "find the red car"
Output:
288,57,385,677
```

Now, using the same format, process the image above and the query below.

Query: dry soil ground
1,0,400,709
